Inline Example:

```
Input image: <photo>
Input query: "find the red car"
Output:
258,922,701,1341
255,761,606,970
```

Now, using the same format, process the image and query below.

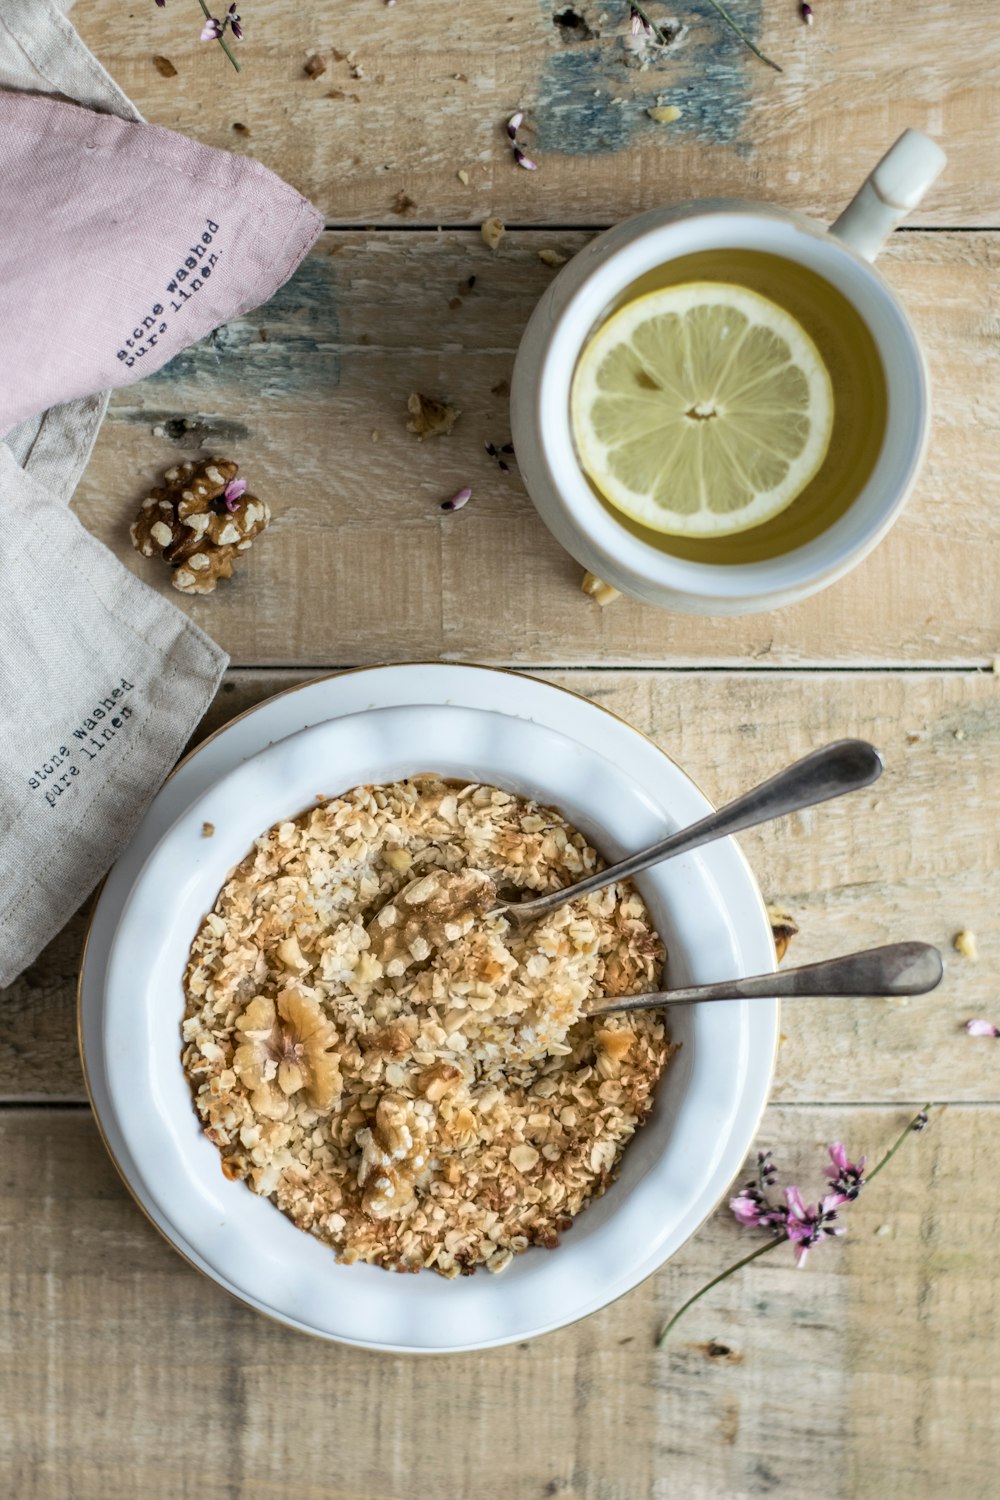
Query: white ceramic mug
510,130,946,616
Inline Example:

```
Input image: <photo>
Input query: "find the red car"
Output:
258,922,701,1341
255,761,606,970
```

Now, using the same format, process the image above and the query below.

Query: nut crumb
581,571,621,607
202,822,215,839
304,54,327,79
457,169,470,185
152,55,177,78
953,929,978,961
481,215,506,252
646,105,682,123
767,908,799,963
539,248,569,268
406,392,460,438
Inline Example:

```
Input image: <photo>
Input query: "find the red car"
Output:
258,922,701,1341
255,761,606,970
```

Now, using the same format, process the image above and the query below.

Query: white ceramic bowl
95,674,777,1351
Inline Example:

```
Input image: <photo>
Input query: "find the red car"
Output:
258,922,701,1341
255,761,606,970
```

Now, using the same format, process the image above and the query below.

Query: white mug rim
536,206,929,601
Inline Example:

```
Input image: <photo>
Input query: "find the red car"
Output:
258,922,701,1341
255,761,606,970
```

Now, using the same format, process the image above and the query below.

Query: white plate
82,664,777,1351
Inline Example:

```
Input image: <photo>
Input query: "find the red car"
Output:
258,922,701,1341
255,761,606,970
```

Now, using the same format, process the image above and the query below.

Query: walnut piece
130,458,270,595
233,989,340,1119
406,392,460,438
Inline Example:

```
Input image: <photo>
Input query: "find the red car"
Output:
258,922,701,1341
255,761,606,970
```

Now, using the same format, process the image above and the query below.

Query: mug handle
830,129,946,262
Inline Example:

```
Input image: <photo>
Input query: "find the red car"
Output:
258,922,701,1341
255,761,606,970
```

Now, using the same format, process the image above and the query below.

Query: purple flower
730,1190,769,1228
630,5,651,35
441,486,472,513
223,477,247,511
201,17,223,40
784,1187,845,1267
966,1018,1000,1037
513,145,538,171
506,111,524,141
227,4,243,40
825,1142,867,1200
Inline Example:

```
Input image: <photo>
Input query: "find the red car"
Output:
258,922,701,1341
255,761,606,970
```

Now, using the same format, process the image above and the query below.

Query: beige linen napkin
0,1,319,986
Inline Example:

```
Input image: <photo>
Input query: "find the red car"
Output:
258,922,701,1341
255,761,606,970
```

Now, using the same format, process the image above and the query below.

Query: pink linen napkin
0,90,323,434
0,0,324,988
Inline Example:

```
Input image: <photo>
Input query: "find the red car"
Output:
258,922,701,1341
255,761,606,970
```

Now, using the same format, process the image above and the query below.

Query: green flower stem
197,0,241,72
656,1234,786,1346
655,1104,935,1348
864,1103,933,1185
700,0,783,72
629,2,782,73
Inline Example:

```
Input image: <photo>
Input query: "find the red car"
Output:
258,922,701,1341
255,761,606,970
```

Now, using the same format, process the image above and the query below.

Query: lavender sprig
195,0,241,71
655,1104,934,1346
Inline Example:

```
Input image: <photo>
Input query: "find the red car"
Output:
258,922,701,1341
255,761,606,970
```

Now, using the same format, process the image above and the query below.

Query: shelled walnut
129,458,270,595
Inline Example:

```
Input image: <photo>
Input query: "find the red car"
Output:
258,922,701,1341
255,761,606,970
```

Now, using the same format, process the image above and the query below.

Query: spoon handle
584,942,944,1016
508,739,883,923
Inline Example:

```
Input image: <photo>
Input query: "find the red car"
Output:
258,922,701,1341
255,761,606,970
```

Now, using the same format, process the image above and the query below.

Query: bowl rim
79,663,779,1351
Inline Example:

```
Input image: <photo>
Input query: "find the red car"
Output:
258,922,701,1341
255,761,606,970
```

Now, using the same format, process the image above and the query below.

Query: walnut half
130,458,270,595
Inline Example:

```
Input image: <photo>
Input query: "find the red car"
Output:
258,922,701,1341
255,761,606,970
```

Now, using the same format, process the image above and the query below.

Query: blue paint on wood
535,0,761,155
145,258,341,394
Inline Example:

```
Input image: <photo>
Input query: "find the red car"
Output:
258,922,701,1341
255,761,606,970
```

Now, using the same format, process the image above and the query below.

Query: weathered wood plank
73,0,995,227
73,229,1000,667
3,668,997,1103
0,1103,995,1499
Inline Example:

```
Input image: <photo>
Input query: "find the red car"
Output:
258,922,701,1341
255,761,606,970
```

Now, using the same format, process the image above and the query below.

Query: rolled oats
181,776,672,1277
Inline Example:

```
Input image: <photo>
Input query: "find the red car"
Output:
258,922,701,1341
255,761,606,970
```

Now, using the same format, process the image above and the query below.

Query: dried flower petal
506,110,524,139
223,477,247,511
966,1018,1000,1037
513,145,538,171
440,486,472,513
801,2,814,21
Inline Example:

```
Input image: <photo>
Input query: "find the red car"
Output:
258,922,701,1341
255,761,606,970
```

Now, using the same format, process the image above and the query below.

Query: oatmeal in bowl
182,775,673,1279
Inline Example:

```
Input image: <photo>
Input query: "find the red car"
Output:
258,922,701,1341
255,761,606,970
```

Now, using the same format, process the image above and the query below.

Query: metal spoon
366,740,883,965
495,738,883,928
583,941,944,1017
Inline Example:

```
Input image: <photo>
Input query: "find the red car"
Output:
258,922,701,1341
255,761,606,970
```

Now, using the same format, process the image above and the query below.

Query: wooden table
3,3,999,1495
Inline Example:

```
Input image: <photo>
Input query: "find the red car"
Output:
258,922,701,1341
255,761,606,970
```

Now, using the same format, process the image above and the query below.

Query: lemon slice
570,282,834,537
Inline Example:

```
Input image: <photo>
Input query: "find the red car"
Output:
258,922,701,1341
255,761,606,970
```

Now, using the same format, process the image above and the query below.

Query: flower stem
655,1104,935,1348
699,0,783,73
864,1103,934,1185
655,1233,786,1346
197,0,241,72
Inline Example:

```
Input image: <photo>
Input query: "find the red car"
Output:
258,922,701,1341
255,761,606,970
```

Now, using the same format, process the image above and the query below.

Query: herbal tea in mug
511,130,947,614
569,249,889,566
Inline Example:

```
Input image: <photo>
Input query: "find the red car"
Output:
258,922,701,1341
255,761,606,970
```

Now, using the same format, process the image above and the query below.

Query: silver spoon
366,740,883,965
495,738,883,929
584,941,944,1017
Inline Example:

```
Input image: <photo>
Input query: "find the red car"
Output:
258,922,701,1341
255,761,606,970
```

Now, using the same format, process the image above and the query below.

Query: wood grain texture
0,1103,995,1500
73,0,993,227
74,230,1000,667
3,668,998,1104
